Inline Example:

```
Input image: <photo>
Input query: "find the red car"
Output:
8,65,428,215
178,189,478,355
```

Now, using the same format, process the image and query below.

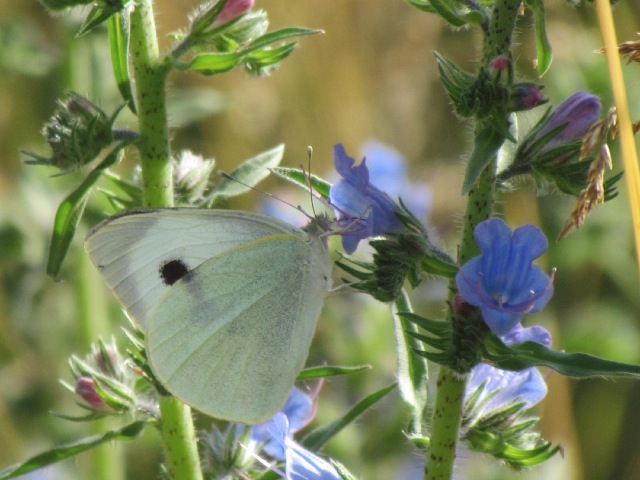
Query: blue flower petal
251,387,316,460
266,413,341,480
456,218,554,336
502,324,552,347
467,364,547,415
479,305,522,336
329,143,406,254
333,144,368,187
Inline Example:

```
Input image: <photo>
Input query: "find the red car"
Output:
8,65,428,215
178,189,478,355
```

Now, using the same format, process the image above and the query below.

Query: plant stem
424,163,496,480
158,396,204,480
130,0,173,208
129,3,202,479
425,0,520,475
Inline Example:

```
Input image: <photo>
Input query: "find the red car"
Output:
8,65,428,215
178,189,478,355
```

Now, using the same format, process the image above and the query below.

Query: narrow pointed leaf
298,365,371,380
485,336,640,377
244,27,323,53
302,384,396,452
269,166,331,199
108,13,136,113
0,420,150,480
393,293,428,433
46,148,122,278
462,125,505,194
211,144,284,200
526,0,552,76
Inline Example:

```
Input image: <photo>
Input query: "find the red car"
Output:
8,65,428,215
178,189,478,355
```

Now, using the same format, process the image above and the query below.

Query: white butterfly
85,209,332,423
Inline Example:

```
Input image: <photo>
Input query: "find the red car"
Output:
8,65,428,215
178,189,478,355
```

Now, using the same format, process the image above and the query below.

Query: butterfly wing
84,209,302,328
146,231,331,424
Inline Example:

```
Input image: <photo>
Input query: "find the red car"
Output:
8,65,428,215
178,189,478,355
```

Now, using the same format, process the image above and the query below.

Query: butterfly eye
159,258,191,286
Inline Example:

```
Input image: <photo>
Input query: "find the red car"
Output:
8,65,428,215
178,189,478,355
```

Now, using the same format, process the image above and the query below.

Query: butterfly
85,208,332,423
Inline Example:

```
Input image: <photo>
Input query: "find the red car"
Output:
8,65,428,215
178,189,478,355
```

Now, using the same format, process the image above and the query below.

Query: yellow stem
595,0,640,276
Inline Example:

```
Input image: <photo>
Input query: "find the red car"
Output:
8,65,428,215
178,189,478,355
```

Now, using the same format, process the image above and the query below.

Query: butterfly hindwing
146,231,331,423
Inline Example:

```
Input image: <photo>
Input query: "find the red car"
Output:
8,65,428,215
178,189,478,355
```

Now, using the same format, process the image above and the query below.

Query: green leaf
405,0,437,13
244,27,323,53
302,384,396,452
525,0,552,76
179,52,241,75
77,5,118,36
269,167,332,199
0,420,151,480
211,144,284,200
298,365,371,381
462,124,505,194
46,149,122,278
484,336,640,378
426,0,467,26
245,42,298,72
393,293,428,435
108,12,136,114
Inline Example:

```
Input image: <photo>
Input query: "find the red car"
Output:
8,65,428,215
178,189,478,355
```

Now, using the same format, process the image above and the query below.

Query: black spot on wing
159,258,194,286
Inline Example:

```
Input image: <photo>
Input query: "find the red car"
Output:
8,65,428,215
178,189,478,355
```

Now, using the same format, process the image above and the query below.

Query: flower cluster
23,92,119,174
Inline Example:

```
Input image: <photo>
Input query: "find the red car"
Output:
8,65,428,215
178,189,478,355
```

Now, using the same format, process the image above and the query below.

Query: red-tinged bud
217,0,254,23
75,377,106,410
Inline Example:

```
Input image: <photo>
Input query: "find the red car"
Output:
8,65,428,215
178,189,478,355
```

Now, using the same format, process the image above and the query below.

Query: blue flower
455,218,554,335
360,140,432,222
466,364,547,415
329,143,406,254
250,386,316,460
466,324,551,416
265,413,341,480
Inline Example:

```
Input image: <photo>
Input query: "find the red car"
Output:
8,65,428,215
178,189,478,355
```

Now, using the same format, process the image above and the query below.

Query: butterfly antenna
302,145,330,217
218,171,313,222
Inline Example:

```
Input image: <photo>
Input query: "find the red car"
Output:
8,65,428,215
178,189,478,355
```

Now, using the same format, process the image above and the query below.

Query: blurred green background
1,1,640,479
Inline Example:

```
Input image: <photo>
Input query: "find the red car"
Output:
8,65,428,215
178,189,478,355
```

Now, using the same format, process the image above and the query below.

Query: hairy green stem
424,162,496,480
425,0,520,476
129,3,201,479
158,397,204,480
130,0,173,208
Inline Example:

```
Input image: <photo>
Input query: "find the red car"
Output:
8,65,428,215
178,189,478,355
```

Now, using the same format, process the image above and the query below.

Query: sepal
336,201,456,302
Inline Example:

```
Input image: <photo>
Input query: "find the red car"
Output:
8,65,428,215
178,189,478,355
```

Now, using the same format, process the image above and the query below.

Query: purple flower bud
538,92,601,147
217,0,254,23
455,218,554,336
75,377,106,410
510,84,545,111
329,143,405,254
488,55,509,74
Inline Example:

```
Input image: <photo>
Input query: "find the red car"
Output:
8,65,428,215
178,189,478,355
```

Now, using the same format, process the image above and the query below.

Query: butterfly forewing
84,209,303,328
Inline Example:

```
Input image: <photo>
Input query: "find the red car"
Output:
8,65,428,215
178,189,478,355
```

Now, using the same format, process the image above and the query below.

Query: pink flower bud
217,0,254,23
75,377,105,409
